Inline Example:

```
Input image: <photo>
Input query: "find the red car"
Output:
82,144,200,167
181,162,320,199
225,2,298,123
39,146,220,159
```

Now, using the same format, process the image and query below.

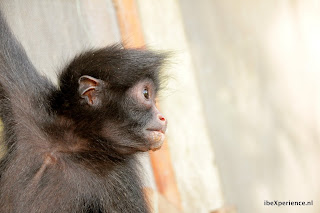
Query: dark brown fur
0,11,167,213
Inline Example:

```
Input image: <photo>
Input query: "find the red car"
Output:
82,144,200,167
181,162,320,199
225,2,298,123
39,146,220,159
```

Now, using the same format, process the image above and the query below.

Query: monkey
0,10,167,213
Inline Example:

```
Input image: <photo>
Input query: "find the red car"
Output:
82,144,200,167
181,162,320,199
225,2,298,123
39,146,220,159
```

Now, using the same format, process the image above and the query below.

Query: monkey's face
125,79,167,152
79,77,167,154
101,79,167,154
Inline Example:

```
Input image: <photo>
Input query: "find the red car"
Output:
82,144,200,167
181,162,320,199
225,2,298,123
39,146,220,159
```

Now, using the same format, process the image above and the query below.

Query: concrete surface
179,0,320,213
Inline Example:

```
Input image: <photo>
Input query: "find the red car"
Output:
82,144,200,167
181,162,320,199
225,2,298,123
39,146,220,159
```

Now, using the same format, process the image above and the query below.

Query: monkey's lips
145,129,166,151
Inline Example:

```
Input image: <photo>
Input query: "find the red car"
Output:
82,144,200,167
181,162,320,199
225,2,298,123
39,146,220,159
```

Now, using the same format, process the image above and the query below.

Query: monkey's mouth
145,129,165,151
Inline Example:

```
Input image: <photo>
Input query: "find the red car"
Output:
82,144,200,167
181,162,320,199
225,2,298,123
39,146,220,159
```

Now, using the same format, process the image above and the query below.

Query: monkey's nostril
158,114,166,122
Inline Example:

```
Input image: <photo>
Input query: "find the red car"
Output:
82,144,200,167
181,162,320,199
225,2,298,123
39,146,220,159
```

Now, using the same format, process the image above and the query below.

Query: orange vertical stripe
112,0,145,48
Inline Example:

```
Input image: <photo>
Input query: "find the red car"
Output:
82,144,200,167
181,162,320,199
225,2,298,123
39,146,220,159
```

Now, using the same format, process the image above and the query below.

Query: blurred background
1,0,320,213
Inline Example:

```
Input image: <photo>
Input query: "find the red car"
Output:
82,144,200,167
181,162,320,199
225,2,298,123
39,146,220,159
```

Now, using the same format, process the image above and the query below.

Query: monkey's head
54,45,168,154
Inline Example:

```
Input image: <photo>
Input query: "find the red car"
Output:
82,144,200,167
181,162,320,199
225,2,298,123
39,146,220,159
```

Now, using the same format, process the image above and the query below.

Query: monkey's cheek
147,131,165,151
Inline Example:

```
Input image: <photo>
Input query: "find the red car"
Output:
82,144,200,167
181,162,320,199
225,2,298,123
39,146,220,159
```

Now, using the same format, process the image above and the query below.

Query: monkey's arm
0,11,45,91
0,11,54,149
0,11,53,124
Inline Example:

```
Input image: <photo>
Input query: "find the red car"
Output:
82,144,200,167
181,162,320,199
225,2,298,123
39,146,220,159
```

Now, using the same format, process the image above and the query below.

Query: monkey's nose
158,113,166,123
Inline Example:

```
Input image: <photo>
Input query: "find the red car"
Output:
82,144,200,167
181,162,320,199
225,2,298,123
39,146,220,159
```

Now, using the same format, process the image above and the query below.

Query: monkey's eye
143,88,150,100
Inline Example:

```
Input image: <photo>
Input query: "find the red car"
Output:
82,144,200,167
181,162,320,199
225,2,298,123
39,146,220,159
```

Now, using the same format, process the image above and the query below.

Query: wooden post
112,0,182,210
112,0,144,48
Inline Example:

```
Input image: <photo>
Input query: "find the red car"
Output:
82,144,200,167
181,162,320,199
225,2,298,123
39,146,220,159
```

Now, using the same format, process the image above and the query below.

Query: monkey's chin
146,130,165,151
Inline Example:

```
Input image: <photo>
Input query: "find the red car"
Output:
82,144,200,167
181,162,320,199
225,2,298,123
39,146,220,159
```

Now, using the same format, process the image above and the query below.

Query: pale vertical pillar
136,1,224,212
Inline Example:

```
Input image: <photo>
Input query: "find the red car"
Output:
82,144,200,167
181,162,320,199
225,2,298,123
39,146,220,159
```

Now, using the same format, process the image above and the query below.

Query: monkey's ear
78,75,104,106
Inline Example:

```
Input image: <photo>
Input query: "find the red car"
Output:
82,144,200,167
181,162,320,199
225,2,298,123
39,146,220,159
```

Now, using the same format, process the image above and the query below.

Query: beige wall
178,1,320,213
